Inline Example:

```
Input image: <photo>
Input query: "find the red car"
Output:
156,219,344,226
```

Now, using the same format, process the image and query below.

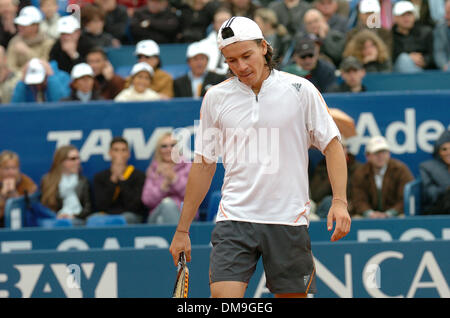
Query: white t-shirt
195,70,340,226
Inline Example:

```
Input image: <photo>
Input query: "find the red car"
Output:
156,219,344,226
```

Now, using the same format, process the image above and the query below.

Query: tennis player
169,16,351,298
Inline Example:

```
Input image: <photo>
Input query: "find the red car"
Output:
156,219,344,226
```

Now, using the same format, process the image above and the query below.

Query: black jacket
173,71,226,98
392,23,435,69
93,168,146,216
49,39,84,74
130,7,179,43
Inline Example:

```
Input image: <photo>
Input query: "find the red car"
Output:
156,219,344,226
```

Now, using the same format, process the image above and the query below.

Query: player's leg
210,281,247,298
260,224,316,296
209,221,260,298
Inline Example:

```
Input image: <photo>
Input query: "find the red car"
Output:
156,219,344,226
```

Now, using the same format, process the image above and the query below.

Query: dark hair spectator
93,0,129,45
79,4,119,55
92,136,147,224
282,36,336,93
86,46,125,99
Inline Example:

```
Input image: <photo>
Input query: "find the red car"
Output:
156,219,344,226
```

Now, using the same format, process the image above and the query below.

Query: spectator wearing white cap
135,39,173,98
48,15,84,74
114,61,161,102
351,135,414,218
392,0,435,72
61,63,103,102
173,41,226,98
11,57,70,103
6,5,55,73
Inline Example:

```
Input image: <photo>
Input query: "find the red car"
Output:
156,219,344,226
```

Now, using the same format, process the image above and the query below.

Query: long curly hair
343,29,390,65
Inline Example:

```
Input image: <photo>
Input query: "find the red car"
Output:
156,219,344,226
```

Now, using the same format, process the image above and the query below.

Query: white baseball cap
58,15,80,34
71,63,94,81
130,62,154,77
217,16,264,50
14,6,43,26
24,58,46,85
366,136,390,154
393,1,415,16
135,40,160,57
186,41,209,59
359,0,381,14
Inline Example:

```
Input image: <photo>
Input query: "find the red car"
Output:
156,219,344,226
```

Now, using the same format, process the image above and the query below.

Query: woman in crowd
40,145,92,224
114,62,161,102
343,29,392,72
419,129,450,214
141,132,191,224
0,150,37,227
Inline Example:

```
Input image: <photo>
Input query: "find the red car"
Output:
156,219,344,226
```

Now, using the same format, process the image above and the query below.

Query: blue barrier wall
0,240,448,298
1,216,449,252
1,91,449,193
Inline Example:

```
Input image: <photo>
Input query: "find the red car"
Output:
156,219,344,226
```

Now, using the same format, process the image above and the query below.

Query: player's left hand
327,201,351,242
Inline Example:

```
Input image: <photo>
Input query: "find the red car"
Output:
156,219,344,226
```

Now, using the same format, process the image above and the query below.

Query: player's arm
169,154,216,266
323,137,351,242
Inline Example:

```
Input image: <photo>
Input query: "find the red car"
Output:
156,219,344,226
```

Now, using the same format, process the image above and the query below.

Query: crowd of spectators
0,0,449,226
0,0,448,103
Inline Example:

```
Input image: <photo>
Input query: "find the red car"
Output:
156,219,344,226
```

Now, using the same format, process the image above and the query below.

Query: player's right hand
169,231,192,266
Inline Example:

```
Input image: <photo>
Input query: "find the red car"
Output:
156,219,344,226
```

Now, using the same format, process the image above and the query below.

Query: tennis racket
172,252,189,298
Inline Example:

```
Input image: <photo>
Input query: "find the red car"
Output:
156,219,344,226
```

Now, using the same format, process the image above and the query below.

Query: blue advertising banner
0,91,449,191
1,216,449,253
0,240,448,298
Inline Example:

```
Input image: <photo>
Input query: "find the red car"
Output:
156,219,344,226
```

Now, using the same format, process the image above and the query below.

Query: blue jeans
147,197,181,224
394,53,424,73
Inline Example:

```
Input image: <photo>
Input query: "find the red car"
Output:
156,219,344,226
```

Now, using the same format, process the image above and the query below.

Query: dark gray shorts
209,221,316,294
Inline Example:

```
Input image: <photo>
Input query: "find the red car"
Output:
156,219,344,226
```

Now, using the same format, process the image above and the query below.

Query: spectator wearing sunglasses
283,36,336,92
40,145,92,225
141,132,191,224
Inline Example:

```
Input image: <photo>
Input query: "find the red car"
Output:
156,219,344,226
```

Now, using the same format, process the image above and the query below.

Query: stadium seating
85,214,127,227
403,178,423,216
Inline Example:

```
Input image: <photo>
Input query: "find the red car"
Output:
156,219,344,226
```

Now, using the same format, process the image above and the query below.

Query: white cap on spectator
186,41,210,59
14,6,43,26
24,58,46,85
71,63,94,81
393,1,415,16
217,16,264,50
359,0,381,14
366,136,390,154
58,15,80,34
130,62,154,77
135,40,160,57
